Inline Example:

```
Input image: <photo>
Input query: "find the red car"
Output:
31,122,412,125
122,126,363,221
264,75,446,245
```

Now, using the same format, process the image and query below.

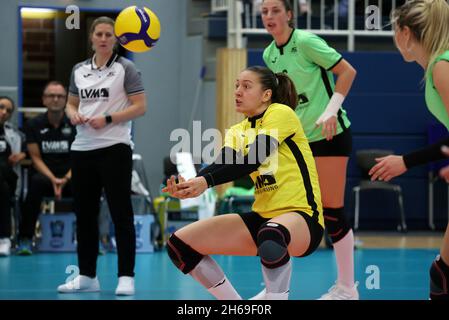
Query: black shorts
309,128,352,157
239,211,324,257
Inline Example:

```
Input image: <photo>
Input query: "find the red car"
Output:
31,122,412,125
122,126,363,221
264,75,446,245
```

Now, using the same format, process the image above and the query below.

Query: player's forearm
65,102,79,119
334,66,356,97
108,96,147,124
403,136,449,168
32,157,56,181
198,135,278,187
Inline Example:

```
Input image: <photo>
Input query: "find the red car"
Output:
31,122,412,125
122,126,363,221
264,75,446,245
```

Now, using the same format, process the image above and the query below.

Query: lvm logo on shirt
80,88,109,101
42,141,69,153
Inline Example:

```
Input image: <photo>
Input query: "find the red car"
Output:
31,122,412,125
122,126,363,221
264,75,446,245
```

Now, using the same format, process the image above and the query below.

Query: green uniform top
224,103,323,227
263,29,351,142
426,50,449,129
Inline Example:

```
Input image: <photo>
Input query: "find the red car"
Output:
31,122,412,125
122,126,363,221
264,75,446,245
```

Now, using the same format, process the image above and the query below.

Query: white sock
262,259,292,294
208,276,242,300
189,256,241,300
333,230,355,288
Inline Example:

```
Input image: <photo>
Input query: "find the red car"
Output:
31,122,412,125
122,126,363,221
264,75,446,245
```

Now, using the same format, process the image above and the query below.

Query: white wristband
315,92,345,125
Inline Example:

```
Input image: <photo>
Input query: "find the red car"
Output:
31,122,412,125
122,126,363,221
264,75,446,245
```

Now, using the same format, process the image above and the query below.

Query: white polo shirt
68,53,145,151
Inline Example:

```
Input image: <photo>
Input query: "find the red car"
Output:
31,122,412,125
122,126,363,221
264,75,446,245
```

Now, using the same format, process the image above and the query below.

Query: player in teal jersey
369,0,449,300
251,0,358,300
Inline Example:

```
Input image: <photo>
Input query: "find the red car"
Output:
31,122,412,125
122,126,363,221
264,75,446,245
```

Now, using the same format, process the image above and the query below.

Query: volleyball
114,6,161,53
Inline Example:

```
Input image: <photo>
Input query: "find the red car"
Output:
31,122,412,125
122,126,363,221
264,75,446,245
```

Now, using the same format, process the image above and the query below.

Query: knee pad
167,233,204,274
257,222,291,269
323,207,351,243
429,256,449,300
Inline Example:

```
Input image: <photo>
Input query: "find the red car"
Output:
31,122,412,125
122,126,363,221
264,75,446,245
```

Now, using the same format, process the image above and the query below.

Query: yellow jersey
224,103,323,227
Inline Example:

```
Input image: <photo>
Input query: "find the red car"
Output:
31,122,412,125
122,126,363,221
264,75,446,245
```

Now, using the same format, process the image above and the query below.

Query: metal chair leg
396,188,407,232
354,187,360,231
428,172,436,230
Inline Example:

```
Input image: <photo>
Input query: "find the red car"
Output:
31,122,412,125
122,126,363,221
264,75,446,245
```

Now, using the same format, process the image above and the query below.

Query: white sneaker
250,288,266,300
57,275,100,293
249,288,289,300
318,282,359,300
0,238,11,256
115,276,135,296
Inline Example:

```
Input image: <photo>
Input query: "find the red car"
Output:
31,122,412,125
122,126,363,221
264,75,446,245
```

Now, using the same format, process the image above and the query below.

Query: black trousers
71,143,135,278
0,165,17,238
19,172,72,240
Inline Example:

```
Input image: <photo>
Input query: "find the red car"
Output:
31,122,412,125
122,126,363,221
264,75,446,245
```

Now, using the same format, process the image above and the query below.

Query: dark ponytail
273,73,298,110
246,66,298,110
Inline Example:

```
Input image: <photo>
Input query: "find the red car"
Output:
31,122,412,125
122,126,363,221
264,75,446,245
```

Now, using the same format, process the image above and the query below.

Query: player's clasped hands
162,175,208,199
70,112,108,129
88,116,108,129
70,112,89,126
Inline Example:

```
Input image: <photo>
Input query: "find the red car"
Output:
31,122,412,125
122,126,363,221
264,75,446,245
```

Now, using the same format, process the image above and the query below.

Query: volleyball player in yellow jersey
369,0,449,300
163,66,323,300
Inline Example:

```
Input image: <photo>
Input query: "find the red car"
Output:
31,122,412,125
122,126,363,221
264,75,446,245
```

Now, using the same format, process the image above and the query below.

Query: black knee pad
257,222,291,269
429,256,449,300
323,207,351,243
167,233,204,274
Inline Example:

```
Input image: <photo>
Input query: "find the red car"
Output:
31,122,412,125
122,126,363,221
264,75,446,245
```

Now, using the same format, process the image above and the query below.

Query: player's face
42,84,67,113
91,23,116,55
261,0,292,35
235,70,271,116
394,26,415,62
0,99,14,124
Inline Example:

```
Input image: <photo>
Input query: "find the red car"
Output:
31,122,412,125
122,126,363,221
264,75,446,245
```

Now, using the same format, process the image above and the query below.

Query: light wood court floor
317,231,444,248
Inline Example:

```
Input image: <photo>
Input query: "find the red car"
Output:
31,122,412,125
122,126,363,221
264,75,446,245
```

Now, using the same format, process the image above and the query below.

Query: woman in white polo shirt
57,16,146,296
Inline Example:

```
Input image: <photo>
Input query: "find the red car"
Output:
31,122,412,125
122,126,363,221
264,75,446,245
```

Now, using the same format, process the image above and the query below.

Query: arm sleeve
403,136,449,168
302,34,343,70
197,134,279,187
197,107,296,187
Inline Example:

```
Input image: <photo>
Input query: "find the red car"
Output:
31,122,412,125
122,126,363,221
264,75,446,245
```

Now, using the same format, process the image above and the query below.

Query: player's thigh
315,156,348,206
175,213,257,256
268,212,311,257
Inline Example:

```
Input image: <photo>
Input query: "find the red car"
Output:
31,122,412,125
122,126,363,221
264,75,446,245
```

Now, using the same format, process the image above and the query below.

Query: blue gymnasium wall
249,50,449,230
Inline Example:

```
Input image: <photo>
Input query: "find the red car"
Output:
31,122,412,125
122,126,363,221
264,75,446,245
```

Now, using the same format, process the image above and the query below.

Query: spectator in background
16,81,75,256
299,0,311,16
0,96,26,256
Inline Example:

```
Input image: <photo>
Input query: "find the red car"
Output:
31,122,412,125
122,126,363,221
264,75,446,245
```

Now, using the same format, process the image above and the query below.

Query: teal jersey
263,29,351,142
426,50,449,130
